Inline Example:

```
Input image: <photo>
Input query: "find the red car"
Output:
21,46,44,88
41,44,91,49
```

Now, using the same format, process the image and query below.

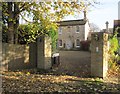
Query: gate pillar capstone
91,32,109,78
37,36,52,70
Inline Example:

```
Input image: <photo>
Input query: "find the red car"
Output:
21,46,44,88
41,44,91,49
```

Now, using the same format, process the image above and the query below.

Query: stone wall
29,43,37,68
37,36,52,70
2,43,35,71
2,36,52,71
44,37,52,69
91,32,109,78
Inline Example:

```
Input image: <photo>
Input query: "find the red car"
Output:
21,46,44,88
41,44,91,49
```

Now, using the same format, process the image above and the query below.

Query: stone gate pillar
91,32,109,78
37,36,52,70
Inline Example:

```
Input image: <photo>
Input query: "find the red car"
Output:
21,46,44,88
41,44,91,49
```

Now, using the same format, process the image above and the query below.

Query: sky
64,0,120,30
88,0,120,29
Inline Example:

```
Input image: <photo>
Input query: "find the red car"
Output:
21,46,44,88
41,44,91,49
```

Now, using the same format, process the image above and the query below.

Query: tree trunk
7,2,14,44
14,3,19,44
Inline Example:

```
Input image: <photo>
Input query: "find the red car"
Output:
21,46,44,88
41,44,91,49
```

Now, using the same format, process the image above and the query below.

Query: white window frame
76,26,80,33
75,39,80,48
58,27,62,34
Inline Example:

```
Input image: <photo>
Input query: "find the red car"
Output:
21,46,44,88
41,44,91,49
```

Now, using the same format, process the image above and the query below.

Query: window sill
59,46,63,47
76,46,80,48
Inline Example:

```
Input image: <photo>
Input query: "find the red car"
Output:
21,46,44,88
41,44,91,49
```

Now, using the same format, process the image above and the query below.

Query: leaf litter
1,70,120,93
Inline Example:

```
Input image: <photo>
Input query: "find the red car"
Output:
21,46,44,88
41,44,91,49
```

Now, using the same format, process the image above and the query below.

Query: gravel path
53,51,91,77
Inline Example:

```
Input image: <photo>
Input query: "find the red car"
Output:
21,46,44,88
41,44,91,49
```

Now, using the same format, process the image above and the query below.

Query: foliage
18,23,58,44
48,27,58,53
18,23,58,52
108,28,120,74
18,24,37,44
2,25,8,43
2,1,98,43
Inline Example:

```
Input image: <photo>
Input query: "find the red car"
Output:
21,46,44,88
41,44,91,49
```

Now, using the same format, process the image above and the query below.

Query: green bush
48,27,58,53
108,27,120,74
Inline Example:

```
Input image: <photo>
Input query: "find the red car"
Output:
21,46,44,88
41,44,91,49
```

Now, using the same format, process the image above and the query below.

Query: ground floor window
76,39,80,47
59,40,62,47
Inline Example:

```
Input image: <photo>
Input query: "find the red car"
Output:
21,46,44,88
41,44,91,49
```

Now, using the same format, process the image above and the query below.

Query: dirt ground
53,51,91,77
2,51,120,93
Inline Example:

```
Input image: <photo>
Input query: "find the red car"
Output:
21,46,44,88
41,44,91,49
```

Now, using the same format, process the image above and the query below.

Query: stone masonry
91,32,109,78
37,36,52,70
2,43,30,71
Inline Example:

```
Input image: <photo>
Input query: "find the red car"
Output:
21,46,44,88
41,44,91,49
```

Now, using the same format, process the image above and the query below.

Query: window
59,40,62,47
76,26,80,33
12,3,14,12
58,27,62,34
76,39,80,47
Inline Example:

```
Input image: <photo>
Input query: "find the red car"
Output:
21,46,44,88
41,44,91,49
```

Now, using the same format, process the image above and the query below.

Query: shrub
80,40,91,51
108,27,120,76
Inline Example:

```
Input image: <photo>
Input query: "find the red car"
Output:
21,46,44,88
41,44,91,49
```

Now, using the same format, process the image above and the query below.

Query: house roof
57,19,87,26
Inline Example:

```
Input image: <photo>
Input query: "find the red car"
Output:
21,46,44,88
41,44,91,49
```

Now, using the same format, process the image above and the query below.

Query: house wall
85,22,91,40
58,25,85,50
58,23,90,50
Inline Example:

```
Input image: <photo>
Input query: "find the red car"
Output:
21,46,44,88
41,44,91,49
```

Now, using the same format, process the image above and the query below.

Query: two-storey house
57,19,91,50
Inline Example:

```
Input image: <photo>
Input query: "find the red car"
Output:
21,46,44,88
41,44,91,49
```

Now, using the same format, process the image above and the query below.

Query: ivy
48,27,58,53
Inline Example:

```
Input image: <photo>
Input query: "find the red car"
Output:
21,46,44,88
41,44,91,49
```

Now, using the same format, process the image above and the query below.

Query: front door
66,40,72,50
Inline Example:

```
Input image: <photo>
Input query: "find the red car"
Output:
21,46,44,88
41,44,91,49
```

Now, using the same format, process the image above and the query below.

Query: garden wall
91,32,109,78
2,43,36,71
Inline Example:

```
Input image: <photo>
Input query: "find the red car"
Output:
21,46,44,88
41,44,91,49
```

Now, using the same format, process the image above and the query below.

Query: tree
2,2,33,43
89,23,101,32
2,1,98,44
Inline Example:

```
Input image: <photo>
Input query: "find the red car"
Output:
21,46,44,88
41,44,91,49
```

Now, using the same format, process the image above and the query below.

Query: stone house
57,19,91,50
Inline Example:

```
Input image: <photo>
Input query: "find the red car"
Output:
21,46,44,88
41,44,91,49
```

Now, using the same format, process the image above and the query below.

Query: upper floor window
58,27,62,34
76,26,80,33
